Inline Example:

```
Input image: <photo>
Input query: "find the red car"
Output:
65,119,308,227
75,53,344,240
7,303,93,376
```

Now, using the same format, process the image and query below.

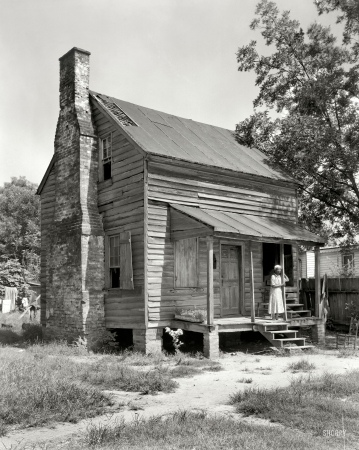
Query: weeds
80,410,339,450
229,370,359,444
337,348,359,358
238,377,253,384
285,359,316,373
0,350,112,436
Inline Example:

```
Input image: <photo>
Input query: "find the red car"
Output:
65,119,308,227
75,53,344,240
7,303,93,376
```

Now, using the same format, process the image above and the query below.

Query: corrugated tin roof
171,204,325,244
91,91,296,184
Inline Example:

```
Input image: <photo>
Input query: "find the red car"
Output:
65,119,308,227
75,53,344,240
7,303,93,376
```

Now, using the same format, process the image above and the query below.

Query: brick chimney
45,48,105,346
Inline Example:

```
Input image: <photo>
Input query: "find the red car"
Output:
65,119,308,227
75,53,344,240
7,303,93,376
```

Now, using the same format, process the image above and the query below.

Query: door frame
219,240,245,317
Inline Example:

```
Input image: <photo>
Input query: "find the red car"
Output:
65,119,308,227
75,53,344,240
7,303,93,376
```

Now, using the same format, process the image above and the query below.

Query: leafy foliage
0,177,40,263
316,0,359,56
236,0,359,244
0,177,40,293
0,257,31,298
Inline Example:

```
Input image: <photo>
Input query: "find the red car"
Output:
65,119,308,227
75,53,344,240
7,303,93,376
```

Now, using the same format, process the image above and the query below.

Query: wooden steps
258,289,313,321
257,322,314,350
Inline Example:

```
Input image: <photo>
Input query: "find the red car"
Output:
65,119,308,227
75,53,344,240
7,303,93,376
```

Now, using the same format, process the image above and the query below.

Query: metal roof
91,91,296,184
171,204,325,244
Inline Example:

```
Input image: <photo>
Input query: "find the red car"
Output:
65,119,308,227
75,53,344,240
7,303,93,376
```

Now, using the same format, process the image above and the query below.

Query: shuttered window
174,238,198,288
107,231,134,289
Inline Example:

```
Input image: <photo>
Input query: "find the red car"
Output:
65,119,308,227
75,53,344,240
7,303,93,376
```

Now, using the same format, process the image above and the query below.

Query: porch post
280,244,288,321
207,236,214,325
315,246,321,318
249,241,255,323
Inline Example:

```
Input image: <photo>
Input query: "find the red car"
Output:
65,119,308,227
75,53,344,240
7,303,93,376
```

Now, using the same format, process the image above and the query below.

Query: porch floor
171,315,323,333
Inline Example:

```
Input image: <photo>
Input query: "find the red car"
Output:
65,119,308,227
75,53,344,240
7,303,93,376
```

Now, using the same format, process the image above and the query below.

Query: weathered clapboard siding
301,248,359,278
40,167,56,325
147,161,297,221
92,103,145,328
146,161,300,322
147,201,221,321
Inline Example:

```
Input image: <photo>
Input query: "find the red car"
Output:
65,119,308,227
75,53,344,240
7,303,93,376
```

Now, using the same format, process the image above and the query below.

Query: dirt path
1,350,359,449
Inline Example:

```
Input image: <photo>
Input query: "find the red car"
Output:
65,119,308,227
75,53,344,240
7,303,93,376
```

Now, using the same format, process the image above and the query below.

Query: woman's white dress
268,274,284,314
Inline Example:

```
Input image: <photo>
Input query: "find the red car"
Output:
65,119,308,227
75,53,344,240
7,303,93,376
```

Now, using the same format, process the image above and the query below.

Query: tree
0,177,40,279
235,0,359,244
316,0,359,56
0,257,31,299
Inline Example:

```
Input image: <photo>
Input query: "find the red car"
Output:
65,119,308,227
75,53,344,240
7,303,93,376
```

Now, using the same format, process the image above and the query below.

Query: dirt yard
1,346,359,449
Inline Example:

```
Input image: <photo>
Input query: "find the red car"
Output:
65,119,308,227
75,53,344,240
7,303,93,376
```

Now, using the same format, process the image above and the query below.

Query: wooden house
37,48,326,357
300,246,359,278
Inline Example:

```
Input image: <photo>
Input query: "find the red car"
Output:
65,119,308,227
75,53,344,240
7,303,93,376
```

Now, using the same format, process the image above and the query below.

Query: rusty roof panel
170,204,325,244
91,91,296,183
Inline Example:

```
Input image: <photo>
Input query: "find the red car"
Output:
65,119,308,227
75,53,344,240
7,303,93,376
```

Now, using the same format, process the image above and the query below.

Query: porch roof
170,204,325,245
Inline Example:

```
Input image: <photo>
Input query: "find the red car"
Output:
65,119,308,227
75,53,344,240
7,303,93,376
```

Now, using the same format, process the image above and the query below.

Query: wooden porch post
249,241,255,323
280,244,288,321
207,236,214,325
315,246,321,318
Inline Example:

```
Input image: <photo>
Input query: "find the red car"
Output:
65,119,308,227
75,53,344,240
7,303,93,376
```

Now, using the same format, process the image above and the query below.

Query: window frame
100,133,112,182
342,252,354,269
105,230,134,290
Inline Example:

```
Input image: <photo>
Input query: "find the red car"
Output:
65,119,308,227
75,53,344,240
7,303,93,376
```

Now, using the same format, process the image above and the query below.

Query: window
102,134,112,180
107,231,134,289
174,238,198,288
342,253,354,270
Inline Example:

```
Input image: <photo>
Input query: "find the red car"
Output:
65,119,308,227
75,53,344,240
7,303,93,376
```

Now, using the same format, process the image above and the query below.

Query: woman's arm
270,275,281,288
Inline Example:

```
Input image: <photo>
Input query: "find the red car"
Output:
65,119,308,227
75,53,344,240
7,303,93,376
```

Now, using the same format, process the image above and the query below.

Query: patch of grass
28,340,89,357
229,370,359,445
204,364,222,372
74,410,340,450
337,348,359,358
74,360,178,394
238,377,253,384
0,349,112,436
285,359,316,373
0,342,224,436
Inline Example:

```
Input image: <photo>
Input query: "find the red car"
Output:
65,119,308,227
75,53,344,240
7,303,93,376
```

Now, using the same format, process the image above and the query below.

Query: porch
168,204,326,357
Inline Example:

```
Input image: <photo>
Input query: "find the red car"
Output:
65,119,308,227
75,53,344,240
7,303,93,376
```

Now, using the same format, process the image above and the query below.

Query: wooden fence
301,277,359,324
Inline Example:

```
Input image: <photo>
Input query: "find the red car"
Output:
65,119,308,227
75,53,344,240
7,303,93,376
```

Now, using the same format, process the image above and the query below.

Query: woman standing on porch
269,265,289,320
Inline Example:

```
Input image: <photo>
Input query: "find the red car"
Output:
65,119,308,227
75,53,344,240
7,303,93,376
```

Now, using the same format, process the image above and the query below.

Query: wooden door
221,245,242,316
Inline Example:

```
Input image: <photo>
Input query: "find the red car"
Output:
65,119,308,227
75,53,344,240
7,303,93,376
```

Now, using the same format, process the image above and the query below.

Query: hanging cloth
4,287,18,311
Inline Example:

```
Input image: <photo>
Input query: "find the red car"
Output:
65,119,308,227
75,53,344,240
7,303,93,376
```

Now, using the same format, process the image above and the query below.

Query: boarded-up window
175,238,198,287
108,231,134,289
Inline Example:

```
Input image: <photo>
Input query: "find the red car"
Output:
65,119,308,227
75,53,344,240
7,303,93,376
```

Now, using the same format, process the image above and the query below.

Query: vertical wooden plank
207,236,214,325
104,235,110,288
249,241,255,323
144,159,149,327
120,231,134,290
280,243,288,321
315,246,321,318
295,244,300,303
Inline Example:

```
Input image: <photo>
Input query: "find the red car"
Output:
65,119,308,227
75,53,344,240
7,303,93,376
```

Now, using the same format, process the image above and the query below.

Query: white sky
0,0,341,186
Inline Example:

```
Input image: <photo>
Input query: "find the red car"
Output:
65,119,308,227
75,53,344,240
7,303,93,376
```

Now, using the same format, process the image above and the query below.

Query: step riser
264,332,297,339
287,312,311,318
262,325,288,332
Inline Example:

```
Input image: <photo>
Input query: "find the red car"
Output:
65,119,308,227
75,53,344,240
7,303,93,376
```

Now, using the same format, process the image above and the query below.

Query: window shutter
175,238,198,287
120,231,134,290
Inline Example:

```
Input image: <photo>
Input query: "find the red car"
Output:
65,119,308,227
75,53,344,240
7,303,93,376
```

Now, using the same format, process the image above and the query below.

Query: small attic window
98,96,137,127
102,134,112,180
